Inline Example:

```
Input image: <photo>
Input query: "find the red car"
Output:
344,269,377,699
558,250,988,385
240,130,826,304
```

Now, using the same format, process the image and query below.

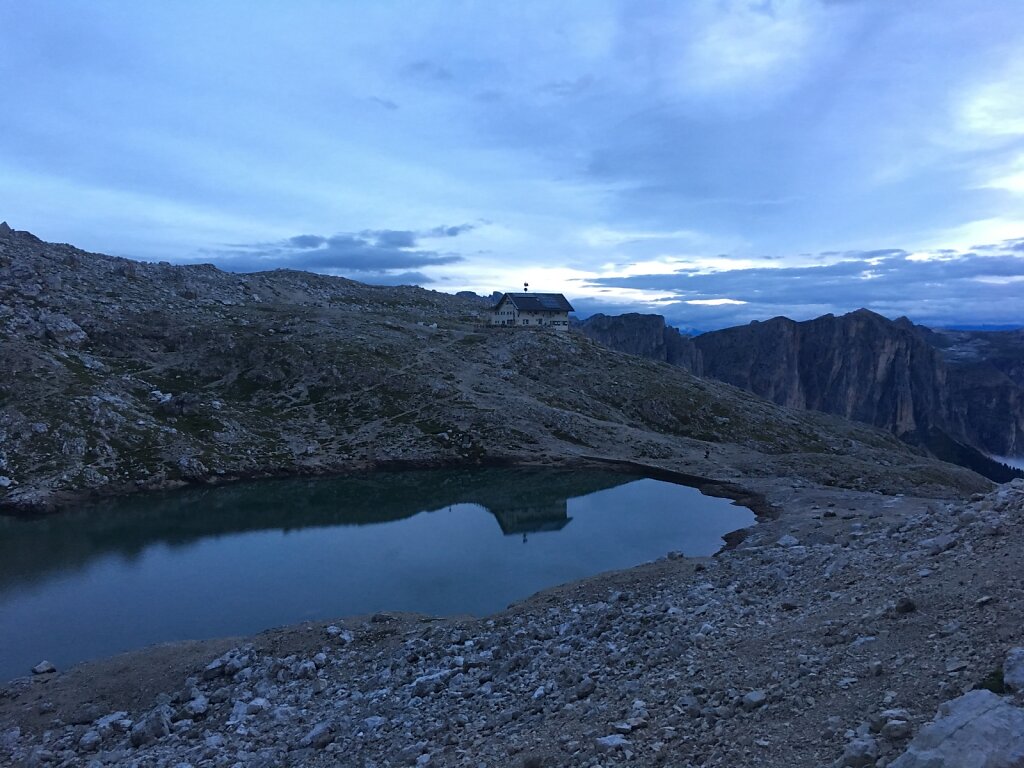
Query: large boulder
1004,647,1024,694
39,311,88,347
890,690,1024,768
129,704,172,747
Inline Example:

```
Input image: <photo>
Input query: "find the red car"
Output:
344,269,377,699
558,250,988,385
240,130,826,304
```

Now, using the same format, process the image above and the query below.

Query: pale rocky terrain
2,224,1022,767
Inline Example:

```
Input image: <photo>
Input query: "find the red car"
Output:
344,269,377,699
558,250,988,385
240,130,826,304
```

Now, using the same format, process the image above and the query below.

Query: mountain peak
847,308,887,321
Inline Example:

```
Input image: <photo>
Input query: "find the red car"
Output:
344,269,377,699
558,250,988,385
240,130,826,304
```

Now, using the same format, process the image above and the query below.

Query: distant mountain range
579,310,1024,482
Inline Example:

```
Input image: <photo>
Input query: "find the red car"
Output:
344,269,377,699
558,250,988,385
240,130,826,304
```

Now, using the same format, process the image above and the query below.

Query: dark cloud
201,226,468,277
288,234,325,248
362,229,418,248
369,96,398,111
858,249,907,259
404,59,453,81
539,75,595,97
474,90,504,103
358,271,434,286
970,239,1024,252
427,224,475,238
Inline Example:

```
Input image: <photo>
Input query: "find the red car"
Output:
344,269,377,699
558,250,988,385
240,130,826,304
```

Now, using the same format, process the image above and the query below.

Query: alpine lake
0,467,755,682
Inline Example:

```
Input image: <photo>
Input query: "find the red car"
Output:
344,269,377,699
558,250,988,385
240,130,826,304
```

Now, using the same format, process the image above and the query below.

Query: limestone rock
586,307,1024,482
1004,648,1024,694
889,690,1024,768
78,730,101,752
742,690,768,711
39,311,88,347
595,734,631,751
31,660,56,675
577,313,703,374
298,721,335,749
838,735,878,767
129,704,172,747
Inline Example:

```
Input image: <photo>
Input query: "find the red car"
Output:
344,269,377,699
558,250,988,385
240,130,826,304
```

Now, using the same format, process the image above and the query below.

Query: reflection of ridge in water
489,500,571,537
0,468,630,593
0,469,758,683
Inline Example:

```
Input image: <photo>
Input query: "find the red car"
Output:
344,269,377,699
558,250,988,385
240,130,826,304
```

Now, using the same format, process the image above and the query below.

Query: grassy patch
170,412,225,435
60,355,99,386
977,667,1006,694
414,419,447,435
551,428,588,446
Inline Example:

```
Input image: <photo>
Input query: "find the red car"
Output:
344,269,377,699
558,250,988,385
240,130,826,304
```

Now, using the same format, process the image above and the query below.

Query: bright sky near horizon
1,1,1023,329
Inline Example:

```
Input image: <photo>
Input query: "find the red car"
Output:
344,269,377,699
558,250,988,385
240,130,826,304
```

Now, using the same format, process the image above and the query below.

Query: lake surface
0,468,753,682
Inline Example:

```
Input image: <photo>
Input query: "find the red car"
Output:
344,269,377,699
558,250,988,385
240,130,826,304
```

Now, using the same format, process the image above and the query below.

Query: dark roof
491,504,572,535
494,293,574,312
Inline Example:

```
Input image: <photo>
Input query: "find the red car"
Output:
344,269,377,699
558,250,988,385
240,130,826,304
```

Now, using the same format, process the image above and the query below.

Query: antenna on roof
523,282,529,292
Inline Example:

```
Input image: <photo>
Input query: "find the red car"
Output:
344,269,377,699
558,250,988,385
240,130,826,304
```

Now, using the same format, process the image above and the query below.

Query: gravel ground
2,479,1022,768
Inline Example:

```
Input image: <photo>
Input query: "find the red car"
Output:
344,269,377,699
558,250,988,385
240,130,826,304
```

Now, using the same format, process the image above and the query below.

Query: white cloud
683,0,818,93
925,217,1024,251
579,227,704,248
685,298,747,306
979,152,1024,194
958,61,1024,138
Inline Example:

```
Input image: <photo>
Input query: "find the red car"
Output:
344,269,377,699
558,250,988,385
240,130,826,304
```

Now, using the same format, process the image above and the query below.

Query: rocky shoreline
0,455,772,523
3,477,1022,767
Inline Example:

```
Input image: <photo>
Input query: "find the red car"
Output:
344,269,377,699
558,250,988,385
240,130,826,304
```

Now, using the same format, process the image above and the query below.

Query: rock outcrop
921,325,1024,457
695,310,949,437
890,690,1024,768
577,313,703,374
580,309,1023,482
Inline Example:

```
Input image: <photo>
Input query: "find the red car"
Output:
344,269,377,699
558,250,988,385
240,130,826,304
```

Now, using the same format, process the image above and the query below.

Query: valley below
1,223,1023,767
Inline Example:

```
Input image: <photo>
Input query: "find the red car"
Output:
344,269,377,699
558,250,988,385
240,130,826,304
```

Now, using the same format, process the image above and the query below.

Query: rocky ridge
571,314,703,375
2,479,1022,767
0,225,987,512
578,310,1024,482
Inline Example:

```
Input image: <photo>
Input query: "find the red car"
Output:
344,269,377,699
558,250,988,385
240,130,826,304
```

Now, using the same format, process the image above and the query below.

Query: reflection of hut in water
0,468,635,592
489,499,572,538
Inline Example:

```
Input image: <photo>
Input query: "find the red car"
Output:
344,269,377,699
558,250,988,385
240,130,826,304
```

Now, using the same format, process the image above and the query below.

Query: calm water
0,468,753,681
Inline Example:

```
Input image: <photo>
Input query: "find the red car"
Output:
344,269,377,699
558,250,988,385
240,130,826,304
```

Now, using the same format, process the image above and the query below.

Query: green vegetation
978,666,1006,694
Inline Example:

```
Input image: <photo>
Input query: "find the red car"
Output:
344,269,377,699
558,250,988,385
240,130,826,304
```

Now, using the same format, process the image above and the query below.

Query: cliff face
694,310,951,439
924,328,1024,456
577,313,703,374
580,309,1022,481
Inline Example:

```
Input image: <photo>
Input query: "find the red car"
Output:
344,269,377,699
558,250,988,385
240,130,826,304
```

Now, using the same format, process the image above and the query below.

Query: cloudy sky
2,0,1022,329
